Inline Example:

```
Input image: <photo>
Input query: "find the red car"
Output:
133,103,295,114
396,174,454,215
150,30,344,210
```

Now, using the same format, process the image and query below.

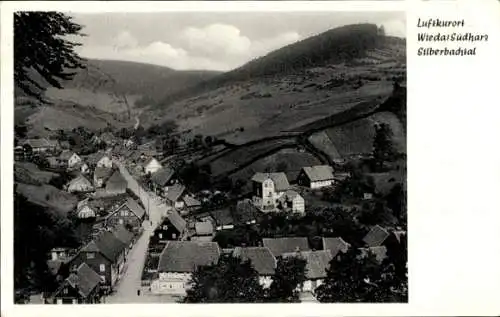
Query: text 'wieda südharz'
417,18,488,56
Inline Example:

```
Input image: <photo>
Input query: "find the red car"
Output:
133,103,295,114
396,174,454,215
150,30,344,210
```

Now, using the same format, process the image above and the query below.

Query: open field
15,183,78,216
208,138,298,177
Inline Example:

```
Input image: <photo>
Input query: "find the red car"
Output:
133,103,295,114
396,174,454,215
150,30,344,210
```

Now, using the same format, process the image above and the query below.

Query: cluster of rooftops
155,225,405,280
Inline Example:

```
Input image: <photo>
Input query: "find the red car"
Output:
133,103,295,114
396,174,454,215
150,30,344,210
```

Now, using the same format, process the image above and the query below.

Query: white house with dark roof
59,150,82,169
282,250,333,294
67,175,94,194
251,172,290,212
151,241,221,295
233,247,276,288
76,198,97,219
278,190,305,214
297,165,335,189
144,157,162,175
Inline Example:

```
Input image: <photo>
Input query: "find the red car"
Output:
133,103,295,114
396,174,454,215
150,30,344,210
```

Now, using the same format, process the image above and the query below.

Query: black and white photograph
11,7,407,305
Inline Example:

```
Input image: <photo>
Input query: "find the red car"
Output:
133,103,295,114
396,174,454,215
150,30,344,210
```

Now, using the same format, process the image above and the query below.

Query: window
87,252,95,259
158,233,163,239
100,264,106,272
172,233,177,239
72,299,78,304
63,288,68,295
56,299,63,305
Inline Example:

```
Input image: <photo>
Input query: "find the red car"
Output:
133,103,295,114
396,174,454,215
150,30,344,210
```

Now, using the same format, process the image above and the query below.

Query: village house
189,221,215,242
60,141,71,150
150,167,177,195
233,247,276,288
68,231,128,291
93,167,114,188
278,190,305,214
99,132,121,147
14,145,24,161
105,197,146,229
297,165,335,189
164,183,187,209
362,224,390,247
76,198,97,219
151,241,221,296
123,138,136,149
262,237,311,257
112,225,135,258
22,138,58,154
104,170,128,195
358,246,388,264
282,250,333,294
153,210,187,243
58,150,82,169
182,195,202,215
143,157,163,175
50,263,102,304
251,172,290,212
86,152,113,169
67,175,94,194
322,237,350,258
208,208,235,231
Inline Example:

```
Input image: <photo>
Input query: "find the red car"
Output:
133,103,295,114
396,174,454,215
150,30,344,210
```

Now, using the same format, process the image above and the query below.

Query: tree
14,12,86,102
184,254,265,303
385,183,407,227
315,248,381,302
267,256,307,302
372,123,397,171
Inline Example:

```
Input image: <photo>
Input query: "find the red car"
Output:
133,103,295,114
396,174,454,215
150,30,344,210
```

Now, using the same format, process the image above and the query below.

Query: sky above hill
71,11,406,71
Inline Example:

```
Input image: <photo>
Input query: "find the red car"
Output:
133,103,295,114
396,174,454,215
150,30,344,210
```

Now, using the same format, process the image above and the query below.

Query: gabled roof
195,221,214,236
100,132,119,144
93,167,113,179
363,225,390,247
183,195,201,208
89,231,127,262
164,183,186,202
106,170,127,186
166,209,187,232
210,208,234,227
282,250,333,280
322,237,350,258
23,138,50,148
233,247,276,276
145,157,162,168
46,139,60,148
157,241,220,273
66,263,101,298
68,175,94,191
59,150,76,161
358,246,388,263
151,168,175,187
251,172,290,191
112,225,134,245
262,237,310,257
86,151,109,166
301,165,335,182
115,197,145,219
